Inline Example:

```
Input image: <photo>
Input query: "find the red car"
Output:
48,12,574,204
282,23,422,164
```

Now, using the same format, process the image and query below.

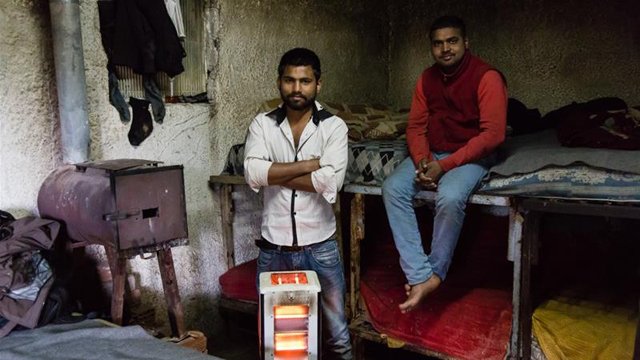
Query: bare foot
398,275,442,313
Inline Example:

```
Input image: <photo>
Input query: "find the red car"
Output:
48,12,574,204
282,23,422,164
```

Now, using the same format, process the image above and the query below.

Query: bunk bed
210,101,640,359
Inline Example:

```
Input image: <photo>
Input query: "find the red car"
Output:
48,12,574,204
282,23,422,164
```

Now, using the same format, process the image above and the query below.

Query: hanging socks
128,98,153,146
143,75,166,124
108,70,131,123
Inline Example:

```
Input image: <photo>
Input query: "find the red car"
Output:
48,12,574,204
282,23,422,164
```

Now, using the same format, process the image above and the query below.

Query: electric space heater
259,271,322,360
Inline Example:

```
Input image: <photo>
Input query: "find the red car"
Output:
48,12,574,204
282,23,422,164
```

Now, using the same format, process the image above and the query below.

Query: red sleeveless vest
421,53,496,152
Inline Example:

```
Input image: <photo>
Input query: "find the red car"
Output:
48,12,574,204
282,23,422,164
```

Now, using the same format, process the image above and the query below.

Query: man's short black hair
429,15,466,40
278,48,321,80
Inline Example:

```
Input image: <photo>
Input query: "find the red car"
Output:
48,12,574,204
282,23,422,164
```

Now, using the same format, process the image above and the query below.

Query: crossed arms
266,159,320,192
243,115,348,203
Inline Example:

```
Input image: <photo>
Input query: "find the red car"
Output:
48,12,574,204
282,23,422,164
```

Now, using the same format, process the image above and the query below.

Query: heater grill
260,271,321,360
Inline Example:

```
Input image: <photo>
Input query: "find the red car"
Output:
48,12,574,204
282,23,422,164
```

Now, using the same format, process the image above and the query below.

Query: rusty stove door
113,166,188,250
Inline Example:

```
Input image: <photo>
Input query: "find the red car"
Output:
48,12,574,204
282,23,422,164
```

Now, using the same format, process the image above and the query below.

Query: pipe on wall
49,0,90,164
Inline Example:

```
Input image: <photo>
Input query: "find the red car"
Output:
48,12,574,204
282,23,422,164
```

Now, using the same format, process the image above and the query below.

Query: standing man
382,16,508,313
244,48,352,359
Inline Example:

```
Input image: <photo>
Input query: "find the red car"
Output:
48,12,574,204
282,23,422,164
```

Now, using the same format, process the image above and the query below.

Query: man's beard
281,91,316,111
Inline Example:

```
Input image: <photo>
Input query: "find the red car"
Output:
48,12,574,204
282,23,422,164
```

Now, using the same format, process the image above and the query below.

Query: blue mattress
478,165,640,201
343,137,640,202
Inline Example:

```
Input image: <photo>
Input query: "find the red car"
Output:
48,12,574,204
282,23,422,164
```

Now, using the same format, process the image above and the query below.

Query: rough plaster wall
388,0,640,113
0,0,389,339
78,2,223,334
211,0,389,262
0,1,224,336
0,2,61,217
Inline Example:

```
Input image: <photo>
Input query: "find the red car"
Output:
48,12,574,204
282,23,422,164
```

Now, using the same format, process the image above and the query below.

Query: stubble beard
281,92,316,112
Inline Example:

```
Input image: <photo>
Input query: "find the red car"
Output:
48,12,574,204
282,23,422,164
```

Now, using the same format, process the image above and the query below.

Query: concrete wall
0,0,222,334
211,0,389,174
211,0,390,265
0,0,388,337
0,2,60,217
3,0,638,342
388,0,640,113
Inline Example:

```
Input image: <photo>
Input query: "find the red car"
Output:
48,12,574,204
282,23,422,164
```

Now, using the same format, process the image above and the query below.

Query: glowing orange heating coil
274,305,310,359
271,272,309,285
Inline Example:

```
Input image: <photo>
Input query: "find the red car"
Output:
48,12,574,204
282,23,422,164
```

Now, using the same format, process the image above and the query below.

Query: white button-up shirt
244,101,348,246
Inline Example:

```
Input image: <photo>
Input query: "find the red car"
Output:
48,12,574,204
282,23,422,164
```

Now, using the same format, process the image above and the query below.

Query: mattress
222,131,640,201
479,130,640,201
0,319,221,360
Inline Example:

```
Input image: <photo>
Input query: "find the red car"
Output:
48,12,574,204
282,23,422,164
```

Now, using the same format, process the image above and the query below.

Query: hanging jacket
99,0,186,77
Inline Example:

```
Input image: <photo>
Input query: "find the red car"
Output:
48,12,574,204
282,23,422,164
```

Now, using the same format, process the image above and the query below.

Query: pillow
361,113,409,140
255,99,409,142
222,143,245,175
258,98,282,113
346,140,409,186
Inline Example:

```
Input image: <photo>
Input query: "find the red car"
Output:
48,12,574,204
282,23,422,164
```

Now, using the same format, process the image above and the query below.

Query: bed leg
635,304,640,360
509,207,523,359
352,332,365,360
519,211,540,360
350,193,365,321
333,194,343,261
220,183,236,270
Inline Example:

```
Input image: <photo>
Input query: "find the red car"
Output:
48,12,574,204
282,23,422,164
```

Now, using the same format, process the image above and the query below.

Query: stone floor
206,310,436,360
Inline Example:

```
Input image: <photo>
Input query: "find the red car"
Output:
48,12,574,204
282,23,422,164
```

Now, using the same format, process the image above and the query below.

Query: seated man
382,15,508,313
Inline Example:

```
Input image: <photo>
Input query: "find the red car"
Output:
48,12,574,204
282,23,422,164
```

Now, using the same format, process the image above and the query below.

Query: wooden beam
349,316,455,359
219,183,236,269
209,175,247,185
333,194,343,261
519,210,540,360
520,198,640,219
349,193,365,321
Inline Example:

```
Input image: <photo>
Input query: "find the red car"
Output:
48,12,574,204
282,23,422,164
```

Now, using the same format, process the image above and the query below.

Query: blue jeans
256,238,352,360
382,152,494,284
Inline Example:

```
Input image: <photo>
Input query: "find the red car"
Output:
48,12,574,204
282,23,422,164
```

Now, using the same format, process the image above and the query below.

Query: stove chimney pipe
49,0,90,164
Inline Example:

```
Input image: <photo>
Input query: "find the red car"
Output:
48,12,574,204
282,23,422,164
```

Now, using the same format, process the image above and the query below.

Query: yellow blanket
533,298,638,360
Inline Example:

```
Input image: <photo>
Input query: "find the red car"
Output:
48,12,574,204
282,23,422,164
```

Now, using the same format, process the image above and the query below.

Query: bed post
518,209,540,359
635,304,640,360
220,183,236,269
350,193,365,321
333,194,343,261
508,204,524,359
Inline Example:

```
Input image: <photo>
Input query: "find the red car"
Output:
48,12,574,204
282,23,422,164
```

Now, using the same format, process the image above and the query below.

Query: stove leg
105,245,126,326
158,248,186,337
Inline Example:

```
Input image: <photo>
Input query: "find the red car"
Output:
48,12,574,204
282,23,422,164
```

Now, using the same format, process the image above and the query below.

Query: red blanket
360,207,513,359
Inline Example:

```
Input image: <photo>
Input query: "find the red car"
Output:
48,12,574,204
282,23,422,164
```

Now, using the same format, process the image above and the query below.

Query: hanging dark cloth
99,0,186,77
553,97,640,150
98,0,181,125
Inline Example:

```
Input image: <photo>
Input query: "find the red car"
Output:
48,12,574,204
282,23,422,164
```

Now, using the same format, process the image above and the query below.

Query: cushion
218,258,258,303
